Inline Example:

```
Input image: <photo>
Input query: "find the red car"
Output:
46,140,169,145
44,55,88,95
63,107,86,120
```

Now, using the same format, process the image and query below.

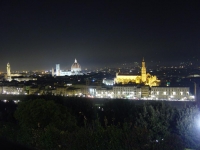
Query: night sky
0,1,200,71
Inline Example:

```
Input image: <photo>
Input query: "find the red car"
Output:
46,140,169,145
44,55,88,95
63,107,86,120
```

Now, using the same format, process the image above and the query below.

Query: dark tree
14,99,77,149
135,102,175,142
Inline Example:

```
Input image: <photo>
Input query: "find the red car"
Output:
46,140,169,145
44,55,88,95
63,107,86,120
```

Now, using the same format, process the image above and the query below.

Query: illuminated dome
71,59,81,72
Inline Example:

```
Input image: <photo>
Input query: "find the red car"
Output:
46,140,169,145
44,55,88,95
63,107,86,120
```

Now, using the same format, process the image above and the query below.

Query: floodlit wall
150,87,194,101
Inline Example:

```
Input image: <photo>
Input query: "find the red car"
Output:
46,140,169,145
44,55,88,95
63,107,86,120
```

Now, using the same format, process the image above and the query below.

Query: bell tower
56,64,60,76
7,63,11,81
141,58,146,82
7,63,11,77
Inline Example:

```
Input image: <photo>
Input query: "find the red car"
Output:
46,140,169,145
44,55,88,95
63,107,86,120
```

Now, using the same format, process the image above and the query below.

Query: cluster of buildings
5,63,37,82
52,59,83,76
0,58,196,101
95,85,193,101
0,82,194,101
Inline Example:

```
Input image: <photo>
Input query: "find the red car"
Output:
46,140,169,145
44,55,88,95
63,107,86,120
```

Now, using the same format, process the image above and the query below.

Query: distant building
5,63,22,81
0,86,24,94
52,84,88,96
112,85,141,99
12,77,37,82
52,59,83,76
150,86,194,100
141,85,150,98
88,83,195,101
5,63,37,82
103,78,114,85
114,58,160,87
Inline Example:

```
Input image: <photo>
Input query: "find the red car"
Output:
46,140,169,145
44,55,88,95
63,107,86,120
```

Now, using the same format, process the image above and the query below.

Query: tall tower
56,64,60,76
7,63,11,77
52,68,54,76
141,58,146,82
7,63,11,81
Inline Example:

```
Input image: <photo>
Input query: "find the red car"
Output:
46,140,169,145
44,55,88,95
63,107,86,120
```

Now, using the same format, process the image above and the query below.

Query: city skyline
1,56,198,73
0,1,200,71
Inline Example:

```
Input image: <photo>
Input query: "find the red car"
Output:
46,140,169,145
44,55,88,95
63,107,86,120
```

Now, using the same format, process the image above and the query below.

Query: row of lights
151,91,189,95
1,100,20,103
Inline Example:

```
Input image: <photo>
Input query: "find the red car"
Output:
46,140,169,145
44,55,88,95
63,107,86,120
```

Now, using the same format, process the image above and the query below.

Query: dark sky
0,0,200,71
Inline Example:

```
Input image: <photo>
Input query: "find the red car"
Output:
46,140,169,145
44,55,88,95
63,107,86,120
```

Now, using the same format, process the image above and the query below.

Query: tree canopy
0,97,198,149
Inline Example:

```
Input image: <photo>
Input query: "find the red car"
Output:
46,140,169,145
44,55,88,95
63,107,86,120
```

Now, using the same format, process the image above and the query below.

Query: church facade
114,58,160,87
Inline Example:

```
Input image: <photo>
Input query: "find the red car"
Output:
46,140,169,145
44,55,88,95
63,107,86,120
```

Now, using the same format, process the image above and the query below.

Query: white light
195,115,200,129
13,100,19,104
190,96,195,99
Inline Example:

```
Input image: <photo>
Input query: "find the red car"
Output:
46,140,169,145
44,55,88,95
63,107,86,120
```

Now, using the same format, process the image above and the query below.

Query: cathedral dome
71,59,81,72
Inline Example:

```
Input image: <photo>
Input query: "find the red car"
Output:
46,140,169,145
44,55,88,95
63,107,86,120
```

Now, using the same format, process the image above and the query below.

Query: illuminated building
141,58,146,82
114,58,160,87
11,77,37,82
5,63,22,81
71,58,81,72
90,85,142,99
141,85,150,98
56,64,60,76
52,59,83,76
96,88,113,98
93,85,194,101
0,86,24,95
150,87,194,101
103,78,114,85
7,63,11,78
112,85,141,99
52,84,88,97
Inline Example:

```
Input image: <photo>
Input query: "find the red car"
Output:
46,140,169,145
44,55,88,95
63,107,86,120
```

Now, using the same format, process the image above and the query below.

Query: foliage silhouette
0,97,197,149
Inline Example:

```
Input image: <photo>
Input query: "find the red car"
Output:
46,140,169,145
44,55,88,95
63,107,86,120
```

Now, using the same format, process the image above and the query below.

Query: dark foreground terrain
0,95,199,149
